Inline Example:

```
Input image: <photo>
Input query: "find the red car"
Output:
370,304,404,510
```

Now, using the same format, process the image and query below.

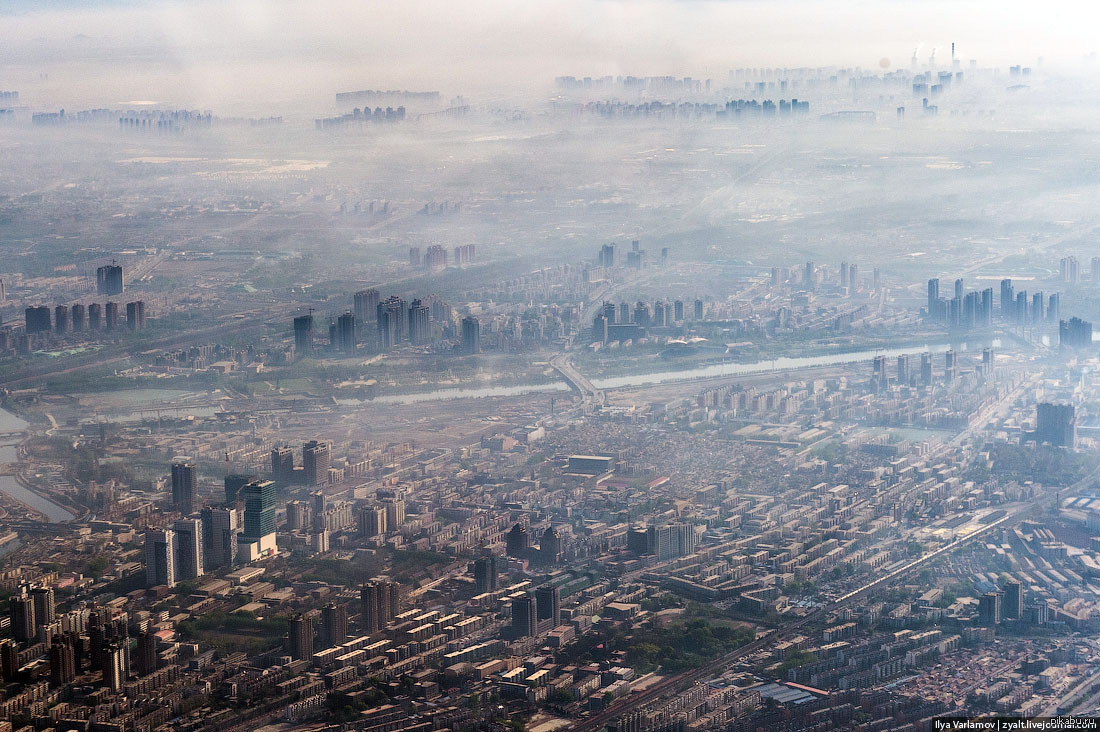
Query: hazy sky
0,0,1097,112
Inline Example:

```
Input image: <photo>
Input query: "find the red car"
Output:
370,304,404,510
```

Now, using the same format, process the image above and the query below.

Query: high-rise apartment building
361,580,400,634
126,300,145,330
293,314,313,357
171,461,196,515
303,440,330,486
96,264,124,296
288,614,313,660
461,316,480,354
144,529,176,587
271,447,294,484
173,518,204,580
473,556,498,594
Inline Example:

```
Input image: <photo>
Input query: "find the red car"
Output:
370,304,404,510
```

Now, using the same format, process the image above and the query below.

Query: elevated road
550,354,604,403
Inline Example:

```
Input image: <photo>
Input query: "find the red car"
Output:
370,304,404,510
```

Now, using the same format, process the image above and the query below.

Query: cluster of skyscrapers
22,300,145,336
146,462,279,586
293,289,476,357
925,277,1063,330
872,348,994,390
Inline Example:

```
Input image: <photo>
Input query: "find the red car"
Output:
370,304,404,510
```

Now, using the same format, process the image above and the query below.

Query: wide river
0,407,74,523
361,340,998,405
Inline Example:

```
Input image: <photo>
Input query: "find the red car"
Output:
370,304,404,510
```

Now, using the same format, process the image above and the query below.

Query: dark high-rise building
200,505,237,571
71,303,85,333
541,526,561,565
173,517,204,580
354,289,380,324
54,305,69,334
288,614,313,660
511,594,536,637
377,296,407,349
361,580,400,634
104,301,119,331
321,602,348,648
505,523,529,557
593,314,608,344
102,642,127,692
126,300,145,330
24,306,51,334
30,587,54,629
1003,579,1023,620
1059,317,1093,348
240,479,276,542
302,440,330,486
49,639,76,686
358,505,387,537
0,640,17,681
271,447,294,484
10,594,35,642
461,316,480,354
978,591,1002,626
96,264,124,296
171,461,196,514
145,529,176,587
423,244,447,271
306,491,327,535
1034,403,1076,447
87,303,102,331
293,314,314,357
872,355,888,390
224,474,254,505
598,243,616,268
694,299,704,320
601,301,616,325
336,310,356,352
1015,291,1028,324
135,631,158,677
896,354,911,385
473,556,498,594
954,278,964,301
944,350,957,383
1000,278,1013,317
408,300,430,346
804,261,815,289
619,302,630,323
1031,292,1045,323
535,585,561,628
673,300,684,322
848,263,858,291
927,278,940,316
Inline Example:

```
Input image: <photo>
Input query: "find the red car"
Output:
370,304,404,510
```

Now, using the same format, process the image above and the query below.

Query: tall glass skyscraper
240,479,276,541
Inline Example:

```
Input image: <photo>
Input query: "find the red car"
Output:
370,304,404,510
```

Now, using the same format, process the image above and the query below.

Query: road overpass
550,354,604,404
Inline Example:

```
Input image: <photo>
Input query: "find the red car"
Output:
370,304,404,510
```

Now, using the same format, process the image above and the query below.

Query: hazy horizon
1,0,1099,113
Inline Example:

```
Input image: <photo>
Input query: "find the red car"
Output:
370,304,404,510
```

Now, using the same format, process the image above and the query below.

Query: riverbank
0,407,75,523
